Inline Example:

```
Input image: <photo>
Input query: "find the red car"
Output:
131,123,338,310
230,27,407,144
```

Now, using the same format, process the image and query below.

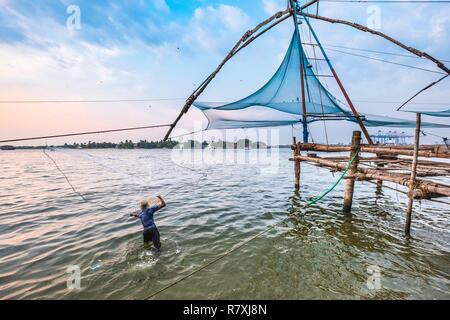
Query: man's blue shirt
139,204,160,231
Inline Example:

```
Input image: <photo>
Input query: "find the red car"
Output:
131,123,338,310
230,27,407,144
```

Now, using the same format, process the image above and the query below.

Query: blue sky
0,0,449,145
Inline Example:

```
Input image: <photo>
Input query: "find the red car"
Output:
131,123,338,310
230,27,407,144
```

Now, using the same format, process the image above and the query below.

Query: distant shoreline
1,139,291,150
1,146,293,150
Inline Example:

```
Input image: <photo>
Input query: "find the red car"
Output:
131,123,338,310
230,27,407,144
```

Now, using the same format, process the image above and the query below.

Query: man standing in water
131,196,166,252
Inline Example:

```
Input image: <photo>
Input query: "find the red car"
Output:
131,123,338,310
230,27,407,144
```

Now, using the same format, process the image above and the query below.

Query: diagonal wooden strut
164,2,449,142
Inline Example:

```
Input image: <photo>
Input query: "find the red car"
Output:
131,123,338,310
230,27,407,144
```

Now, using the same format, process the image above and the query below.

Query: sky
0,0,449,145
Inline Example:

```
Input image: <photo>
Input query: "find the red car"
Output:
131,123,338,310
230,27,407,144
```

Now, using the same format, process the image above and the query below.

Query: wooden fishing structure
163,0,449,141
290,112,449,235
159,0,450,236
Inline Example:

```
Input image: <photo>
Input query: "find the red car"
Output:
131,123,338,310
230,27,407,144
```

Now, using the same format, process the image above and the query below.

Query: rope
421,130,449,150
145,215,290,300
43,148,109,210
396,74,449,111
42,147,212,229
47,148,209,211
421,130,447,140
306,154,357,206
0,98,185,104
145,154,358,299
0,124,172,144
162,162,208,198
351,99,449,105
365,180,450,206
323,44,450,63
169,129,208,140
56,148,139,179
325,48,446,75
306,11,330,146
302,42,450,63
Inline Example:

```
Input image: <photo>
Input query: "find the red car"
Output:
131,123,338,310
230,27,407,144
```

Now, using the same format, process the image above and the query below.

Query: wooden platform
289,126,449,235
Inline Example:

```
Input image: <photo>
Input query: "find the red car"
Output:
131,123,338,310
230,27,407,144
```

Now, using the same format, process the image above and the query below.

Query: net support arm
163,9,290,141
301,13,450,75
397,74,448,111
163,0,320,141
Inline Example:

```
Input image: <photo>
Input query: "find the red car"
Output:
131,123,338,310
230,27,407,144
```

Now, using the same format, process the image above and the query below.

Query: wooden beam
298,143,450,159
405,114,421,235
343,131,361,214
163,9,292,141
293,155,450,198
302,13,450,74
290,0,309,143
298,10,373,144
292,137,300,189
163,0,321,141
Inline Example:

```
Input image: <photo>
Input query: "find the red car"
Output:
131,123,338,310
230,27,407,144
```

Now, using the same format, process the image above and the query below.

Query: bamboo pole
362,147,449,158
300,45,309,143
299,10,373,144
329,145,444,152
376,163,384,189
343,131,361,214
298,143,450,159
163,0,320,141
292,137,300,189
405,114,421,235
302,13,450,74
162,9,291,141
290,0,309,143
293,155,450,198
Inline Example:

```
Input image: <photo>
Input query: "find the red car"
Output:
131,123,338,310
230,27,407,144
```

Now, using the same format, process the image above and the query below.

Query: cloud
427,8,450,54
153,0,170,14
194,5,250,31
186,4,252,54
0,1,448,143
217,4,251,31
261,0,286,16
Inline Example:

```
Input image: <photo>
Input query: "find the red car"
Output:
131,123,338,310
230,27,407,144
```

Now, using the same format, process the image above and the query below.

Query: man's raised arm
157,195,166,209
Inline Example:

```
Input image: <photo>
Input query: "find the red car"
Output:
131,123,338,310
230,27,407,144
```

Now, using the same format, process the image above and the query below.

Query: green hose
306,154,358,206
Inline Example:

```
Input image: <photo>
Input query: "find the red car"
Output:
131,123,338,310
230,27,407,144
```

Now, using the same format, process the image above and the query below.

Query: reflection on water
0,149,449,299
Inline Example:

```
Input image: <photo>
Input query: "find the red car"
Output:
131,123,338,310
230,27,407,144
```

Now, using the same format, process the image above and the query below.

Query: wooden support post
376,163,384,192
292,137,301,189
405,113,421,236
294,154,450,198
296,142,301,188
343,131,361,215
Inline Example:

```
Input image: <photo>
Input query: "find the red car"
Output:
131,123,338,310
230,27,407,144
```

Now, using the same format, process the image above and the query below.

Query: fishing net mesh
194,26,449,130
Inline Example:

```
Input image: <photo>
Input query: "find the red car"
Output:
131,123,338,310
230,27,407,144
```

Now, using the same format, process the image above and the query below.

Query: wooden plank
298,143,450,159
294,155,450,198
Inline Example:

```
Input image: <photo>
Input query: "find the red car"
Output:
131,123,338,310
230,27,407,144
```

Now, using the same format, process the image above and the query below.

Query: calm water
0,148,449,300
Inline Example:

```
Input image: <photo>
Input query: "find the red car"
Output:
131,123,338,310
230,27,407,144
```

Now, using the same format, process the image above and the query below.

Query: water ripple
0,149,449,299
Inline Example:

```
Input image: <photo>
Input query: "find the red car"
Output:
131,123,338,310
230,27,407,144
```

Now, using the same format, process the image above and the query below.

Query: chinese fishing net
193,23,449,130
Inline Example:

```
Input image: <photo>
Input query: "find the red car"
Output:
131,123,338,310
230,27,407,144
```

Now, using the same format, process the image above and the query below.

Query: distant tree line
4,139,299,150
5,140,179,150
61,140,179,149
